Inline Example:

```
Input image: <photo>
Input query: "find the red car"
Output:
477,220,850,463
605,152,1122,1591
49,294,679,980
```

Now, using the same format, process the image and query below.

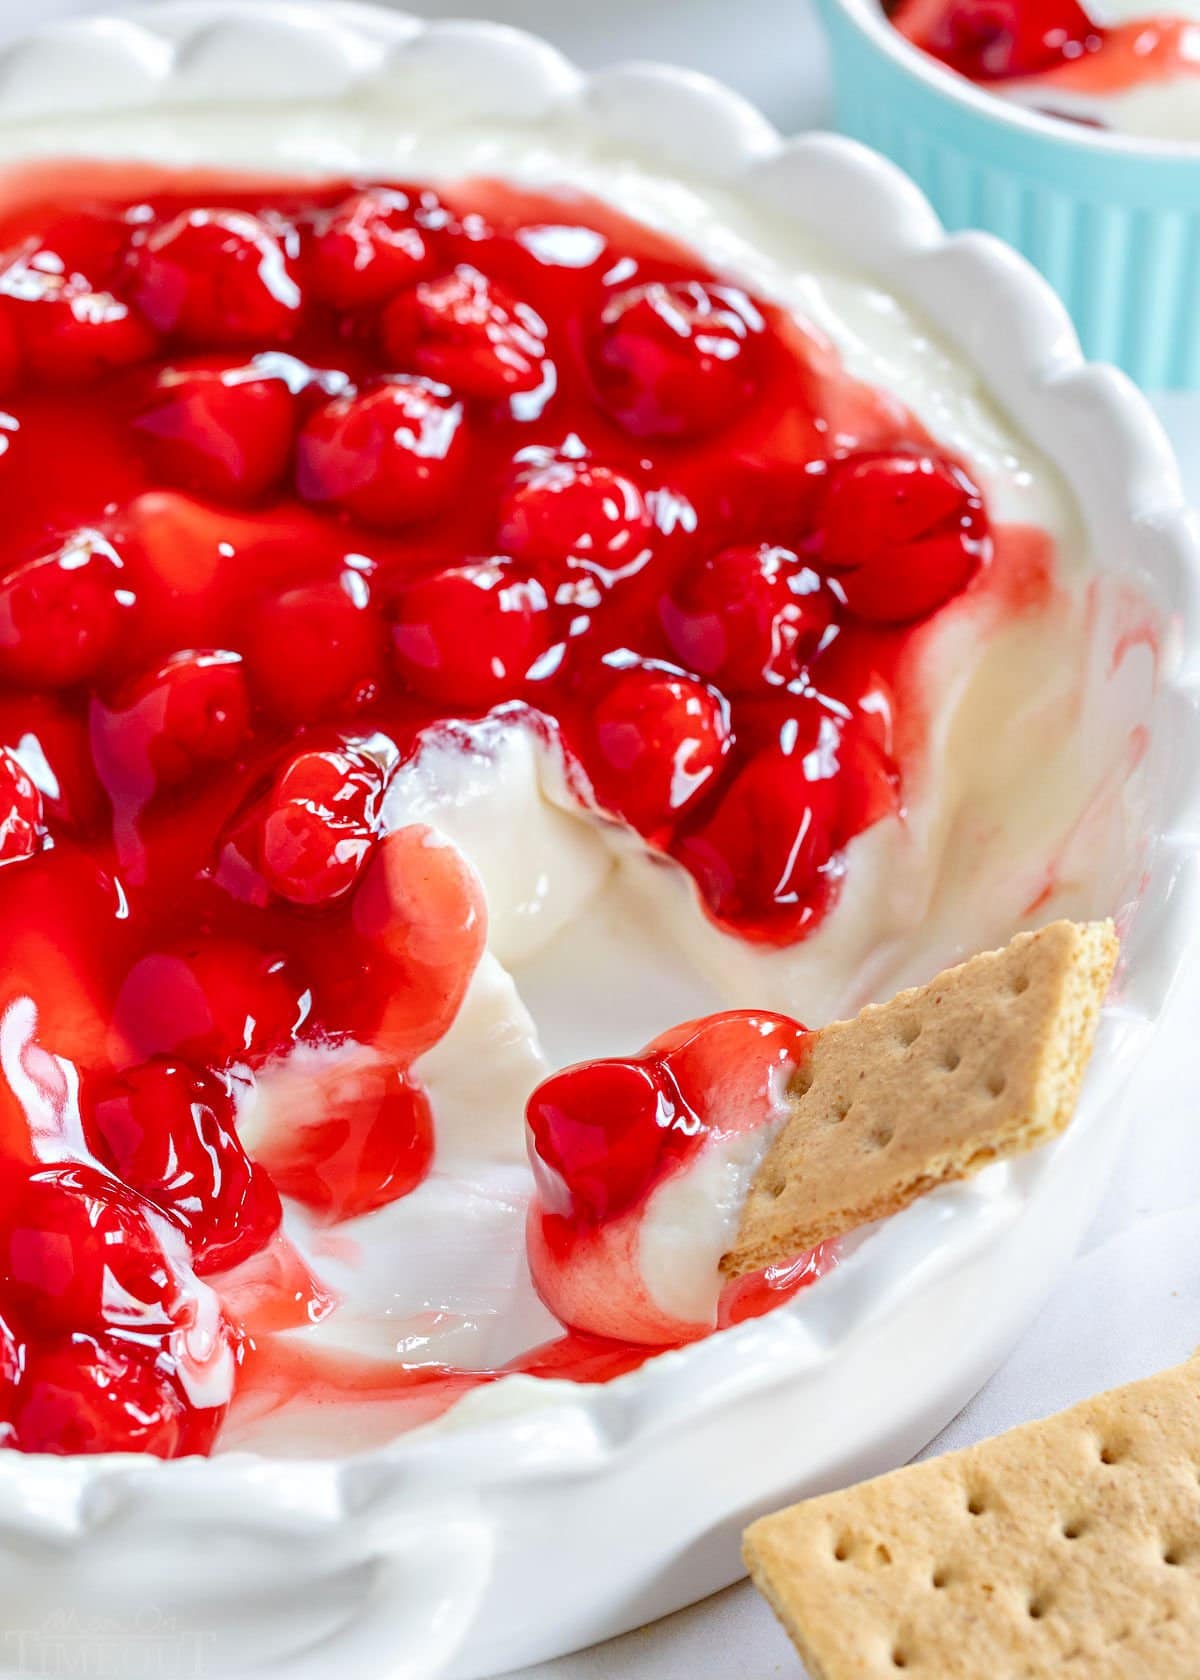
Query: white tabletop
7,4,1200,1675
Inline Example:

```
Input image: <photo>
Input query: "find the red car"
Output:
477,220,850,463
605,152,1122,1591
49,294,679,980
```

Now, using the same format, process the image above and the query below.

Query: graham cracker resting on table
744,1355,1200,1679
721,918,1117,1279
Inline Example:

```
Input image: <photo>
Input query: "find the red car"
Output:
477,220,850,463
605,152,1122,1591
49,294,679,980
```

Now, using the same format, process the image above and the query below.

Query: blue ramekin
817,0,1200,389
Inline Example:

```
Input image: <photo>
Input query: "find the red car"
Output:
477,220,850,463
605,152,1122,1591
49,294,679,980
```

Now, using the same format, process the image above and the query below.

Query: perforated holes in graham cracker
745,1357,1200,1679
723,920,1118,1278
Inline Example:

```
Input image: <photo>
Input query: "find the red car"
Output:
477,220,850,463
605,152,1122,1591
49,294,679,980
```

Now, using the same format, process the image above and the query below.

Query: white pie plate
0,4,1196,1676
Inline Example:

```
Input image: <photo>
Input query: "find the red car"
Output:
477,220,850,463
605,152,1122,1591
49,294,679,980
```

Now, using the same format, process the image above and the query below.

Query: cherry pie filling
0,165,1048,1455
886,0,1200,107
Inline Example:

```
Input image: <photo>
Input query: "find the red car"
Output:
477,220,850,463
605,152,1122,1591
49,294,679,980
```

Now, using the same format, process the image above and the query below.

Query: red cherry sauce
0,164,1051,1454
524,1012,829,1346
888,0,1199,102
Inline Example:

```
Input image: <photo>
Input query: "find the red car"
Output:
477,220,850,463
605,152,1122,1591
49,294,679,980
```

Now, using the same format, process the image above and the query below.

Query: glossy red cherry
817,451,990,624
128,208,303,345
255,1061,434,1222
660,1010,811,1129
904,0,1102,78
585,665,731,840
0,308,19,394
0,1308,22,1436
660,544,834,691
121,491,338,646
0,695,105,835
497,457,652,581
381,264,548,400
350,824,486,1061
296,377,467,528
26,209,131,287
308,187,435,308
13,1333,200,1457
0,745,43,864
0,240,156,383
0,1164,179,1335
389,559,551,706
111,940,310,1069
527,1056,702,1224
246,573,384,725
0,531,127,688
131,357,298,504
262,795,368,908
829,691,902,844
85,1060,282,1276
673,744,841,939
0,848,132,1078
92,650,250,804
259,742,388,907
588,279,762,439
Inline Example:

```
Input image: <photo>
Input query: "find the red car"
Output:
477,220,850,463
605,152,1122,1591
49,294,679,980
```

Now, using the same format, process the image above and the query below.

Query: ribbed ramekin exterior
819,0,1200,390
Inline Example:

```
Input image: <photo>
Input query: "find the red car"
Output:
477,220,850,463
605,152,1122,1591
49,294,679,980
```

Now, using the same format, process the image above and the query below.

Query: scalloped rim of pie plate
0,4,1197,1677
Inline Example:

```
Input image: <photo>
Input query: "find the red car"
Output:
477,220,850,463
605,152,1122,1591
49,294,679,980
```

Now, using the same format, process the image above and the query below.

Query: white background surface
7,2,1200,1675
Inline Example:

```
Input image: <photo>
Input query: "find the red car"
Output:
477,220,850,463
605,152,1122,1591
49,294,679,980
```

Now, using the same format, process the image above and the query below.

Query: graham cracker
721,919,1117,1278
744,1356,1200,1679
